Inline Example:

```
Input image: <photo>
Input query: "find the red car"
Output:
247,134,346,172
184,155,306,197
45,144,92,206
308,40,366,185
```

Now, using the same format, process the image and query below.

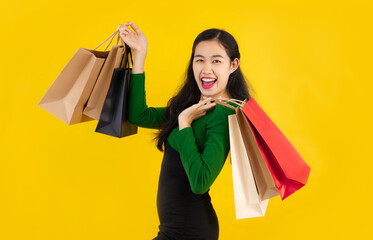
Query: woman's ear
230,58,240,73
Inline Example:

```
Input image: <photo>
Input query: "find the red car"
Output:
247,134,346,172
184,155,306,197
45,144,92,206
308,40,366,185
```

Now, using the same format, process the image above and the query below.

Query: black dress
152,139,219,240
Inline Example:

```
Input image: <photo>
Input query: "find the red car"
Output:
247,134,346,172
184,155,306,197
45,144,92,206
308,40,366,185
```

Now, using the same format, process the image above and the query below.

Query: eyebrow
193,54,224,58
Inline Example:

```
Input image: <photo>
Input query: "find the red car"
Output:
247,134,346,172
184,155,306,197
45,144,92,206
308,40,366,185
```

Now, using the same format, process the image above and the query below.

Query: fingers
184,97,216,122
118,25,133,34
198,97,216,110
202,101,216,109
126,22,142,34
199,97,213,105
118,22,141,35
118,26,135,42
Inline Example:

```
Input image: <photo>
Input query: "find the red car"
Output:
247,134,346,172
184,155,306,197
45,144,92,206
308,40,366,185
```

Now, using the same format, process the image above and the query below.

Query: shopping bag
95,44,138,138
37,31,118,125
235,106,279,201
228,114,269,219
221,98,311,200
216,99,279,202
83,31,126,120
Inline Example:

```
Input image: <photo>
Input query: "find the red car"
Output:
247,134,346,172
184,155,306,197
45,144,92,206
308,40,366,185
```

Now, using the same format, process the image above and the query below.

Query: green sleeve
169,106,232,195
128,72,167,129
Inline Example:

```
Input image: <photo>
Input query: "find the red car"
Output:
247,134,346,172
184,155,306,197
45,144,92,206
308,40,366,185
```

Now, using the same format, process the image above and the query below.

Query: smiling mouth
201,78,217,89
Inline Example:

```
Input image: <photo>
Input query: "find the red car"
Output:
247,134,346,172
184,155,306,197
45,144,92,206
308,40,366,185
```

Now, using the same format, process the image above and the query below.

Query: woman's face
193,40,239,100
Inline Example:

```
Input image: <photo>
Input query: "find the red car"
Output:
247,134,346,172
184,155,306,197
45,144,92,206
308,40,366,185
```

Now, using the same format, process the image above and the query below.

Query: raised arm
118,22,166,129
128,72,166,129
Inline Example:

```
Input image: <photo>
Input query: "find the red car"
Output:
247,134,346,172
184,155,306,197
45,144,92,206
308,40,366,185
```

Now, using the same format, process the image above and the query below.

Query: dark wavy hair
153,28,256,152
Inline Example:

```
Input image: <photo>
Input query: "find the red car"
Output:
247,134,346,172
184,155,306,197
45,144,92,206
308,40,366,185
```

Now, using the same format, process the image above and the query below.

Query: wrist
132,66,144,74
132,57,145,74
133,50,147,58
178,117,191,130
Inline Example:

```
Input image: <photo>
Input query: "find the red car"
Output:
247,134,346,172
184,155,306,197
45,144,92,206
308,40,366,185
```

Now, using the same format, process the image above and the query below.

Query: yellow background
1,0,372,239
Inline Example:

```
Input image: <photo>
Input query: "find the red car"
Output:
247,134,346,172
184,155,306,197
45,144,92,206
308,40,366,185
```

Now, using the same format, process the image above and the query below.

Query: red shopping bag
241,98,311,200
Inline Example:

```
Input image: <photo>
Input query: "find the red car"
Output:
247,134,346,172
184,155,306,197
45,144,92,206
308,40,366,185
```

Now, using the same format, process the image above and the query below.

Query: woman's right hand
117,22,148,55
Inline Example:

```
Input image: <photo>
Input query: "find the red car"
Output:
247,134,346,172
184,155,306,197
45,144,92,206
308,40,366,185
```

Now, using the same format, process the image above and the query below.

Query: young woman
118,22,254,240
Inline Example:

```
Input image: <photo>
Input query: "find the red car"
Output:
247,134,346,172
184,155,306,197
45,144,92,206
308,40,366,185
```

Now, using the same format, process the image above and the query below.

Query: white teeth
201,78,216,82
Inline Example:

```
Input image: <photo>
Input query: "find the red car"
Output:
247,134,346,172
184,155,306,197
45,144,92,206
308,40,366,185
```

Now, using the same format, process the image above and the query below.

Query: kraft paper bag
83,32,126,120
37,31,118,125
235,107,279,201
228,114,269,219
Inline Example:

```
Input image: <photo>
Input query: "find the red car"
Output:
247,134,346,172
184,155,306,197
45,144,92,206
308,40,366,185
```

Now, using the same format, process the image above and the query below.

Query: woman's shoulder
214,101,237,115
203,102,237,128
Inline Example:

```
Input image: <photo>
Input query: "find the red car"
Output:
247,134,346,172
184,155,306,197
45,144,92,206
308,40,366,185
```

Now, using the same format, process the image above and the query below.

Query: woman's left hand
178,97,216,130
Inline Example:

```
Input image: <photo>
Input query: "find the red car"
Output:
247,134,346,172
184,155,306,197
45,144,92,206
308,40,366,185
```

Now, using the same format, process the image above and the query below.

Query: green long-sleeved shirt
128,72,237,195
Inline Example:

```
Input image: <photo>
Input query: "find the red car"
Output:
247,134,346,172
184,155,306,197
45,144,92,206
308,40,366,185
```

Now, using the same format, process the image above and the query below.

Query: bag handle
215,98,248,110
94,30,121,51
105,32,121,50
119,40,134,69
126,44,134,68
215,100,236,110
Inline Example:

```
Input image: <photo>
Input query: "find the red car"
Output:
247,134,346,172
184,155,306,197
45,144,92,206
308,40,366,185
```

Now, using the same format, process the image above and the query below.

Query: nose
202,61,213,74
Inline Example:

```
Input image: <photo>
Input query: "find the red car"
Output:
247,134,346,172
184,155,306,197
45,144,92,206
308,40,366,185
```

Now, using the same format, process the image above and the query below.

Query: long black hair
153,28,256,152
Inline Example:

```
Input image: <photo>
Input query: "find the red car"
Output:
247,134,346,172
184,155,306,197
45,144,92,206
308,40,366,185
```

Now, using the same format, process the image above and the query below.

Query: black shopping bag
95,44,138,138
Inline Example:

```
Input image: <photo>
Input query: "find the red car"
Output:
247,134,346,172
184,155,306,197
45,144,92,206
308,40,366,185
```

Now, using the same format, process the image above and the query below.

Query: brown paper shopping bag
37,31,118,125
82,32,126,120
228,114,269,219
235,107,279,201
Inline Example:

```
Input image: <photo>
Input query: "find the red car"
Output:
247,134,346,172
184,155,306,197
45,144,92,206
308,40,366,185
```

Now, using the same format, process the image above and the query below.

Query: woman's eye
195,59,221,63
